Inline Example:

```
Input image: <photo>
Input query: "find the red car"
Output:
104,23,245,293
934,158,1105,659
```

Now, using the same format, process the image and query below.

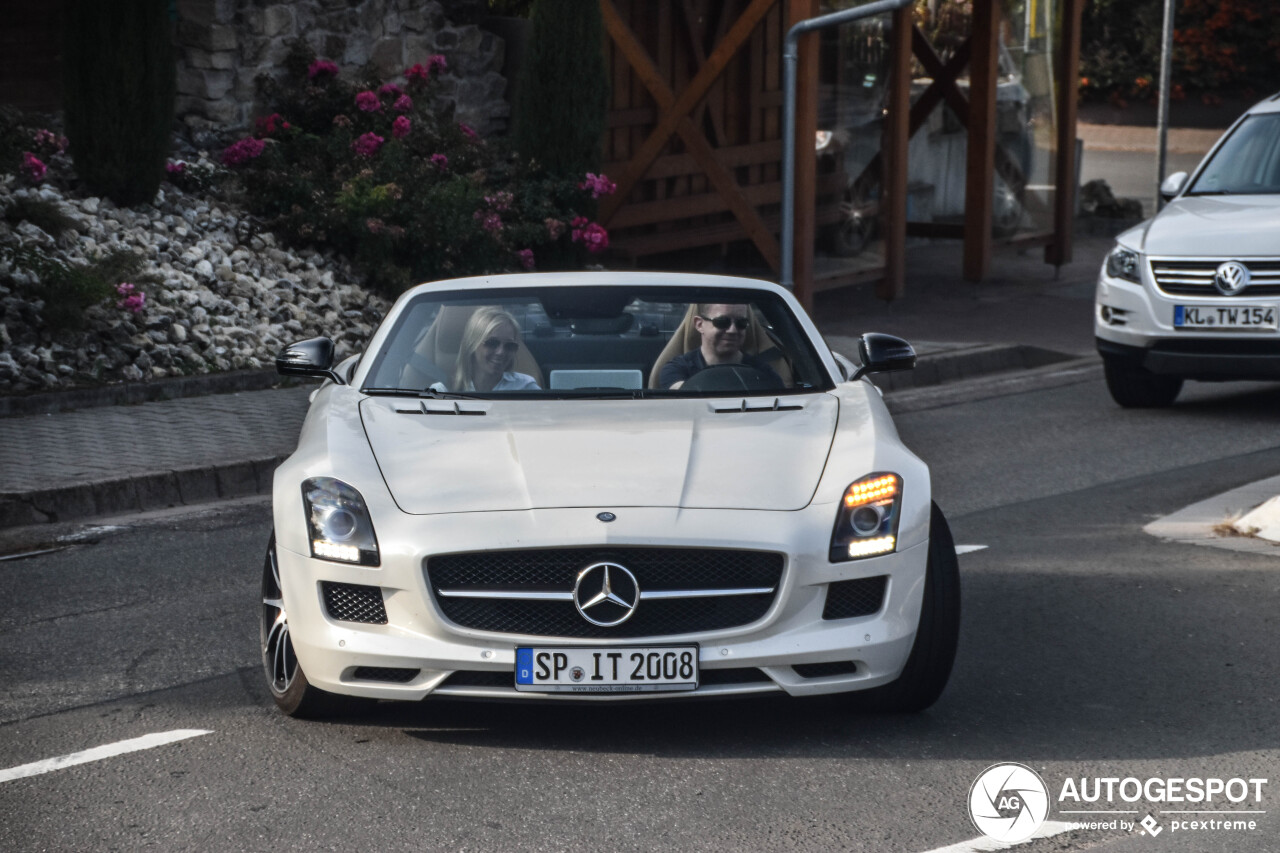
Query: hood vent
395,401,487,416
713,397,805,414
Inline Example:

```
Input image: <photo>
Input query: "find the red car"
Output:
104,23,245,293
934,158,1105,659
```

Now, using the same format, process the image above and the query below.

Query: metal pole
1155,0,1176,211
781,0,913,289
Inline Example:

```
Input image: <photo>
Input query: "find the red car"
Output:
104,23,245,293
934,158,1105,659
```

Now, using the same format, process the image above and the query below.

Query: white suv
1095,93,1280,407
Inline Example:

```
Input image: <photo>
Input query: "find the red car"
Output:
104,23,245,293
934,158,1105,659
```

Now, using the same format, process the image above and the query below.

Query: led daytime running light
844,474,898,507
847,535,895,558
313,540,361,562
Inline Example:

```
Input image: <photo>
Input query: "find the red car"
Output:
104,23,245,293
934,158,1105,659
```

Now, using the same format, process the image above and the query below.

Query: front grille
822,576,888,620
321,582,388,624
1150,259,1280,296
793,661,859,678
427,548,784,638
352,666,418,683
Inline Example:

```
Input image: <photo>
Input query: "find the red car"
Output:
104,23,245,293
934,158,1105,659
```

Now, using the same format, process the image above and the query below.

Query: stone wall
174,0,509,134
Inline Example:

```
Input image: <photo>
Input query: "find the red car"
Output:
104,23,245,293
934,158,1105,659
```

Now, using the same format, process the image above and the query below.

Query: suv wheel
1102,355,1183,408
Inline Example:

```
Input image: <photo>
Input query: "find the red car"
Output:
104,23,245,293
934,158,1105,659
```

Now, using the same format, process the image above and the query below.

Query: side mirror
1159,171,1188,201
852,333,916,381
276,337,345,385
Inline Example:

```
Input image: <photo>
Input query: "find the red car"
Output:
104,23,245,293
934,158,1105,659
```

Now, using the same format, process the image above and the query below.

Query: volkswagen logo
572,562,640,627
1214,261,1251,296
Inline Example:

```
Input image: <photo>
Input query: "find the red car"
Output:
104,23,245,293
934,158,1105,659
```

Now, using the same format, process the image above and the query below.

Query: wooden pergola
598,0,1086,309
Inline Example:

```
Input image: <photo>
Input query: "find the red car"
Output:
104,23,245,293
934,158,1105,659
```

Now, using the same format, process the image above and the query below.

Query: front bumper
1095,264,1280,380
277,505,930,702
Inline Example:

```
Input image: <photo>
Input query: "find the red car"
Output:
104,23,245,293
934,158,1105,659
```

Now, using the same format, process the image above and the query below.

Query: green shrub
62,0,176,206
510,0,609,177
1,246,144,332
4,198,77,238
228,42,613,295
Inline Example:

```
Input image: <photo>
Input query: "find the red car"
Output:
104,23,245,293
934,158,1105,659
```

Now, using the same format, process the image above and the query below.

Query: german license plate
1175,305,1277,330
514,646,698,693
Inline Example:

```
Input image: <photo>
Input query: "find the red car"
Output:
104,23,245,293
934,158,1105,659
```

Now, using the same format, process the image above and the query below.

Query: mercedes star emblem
596,512,616,522
1214,261,1251,296
572,562,640,627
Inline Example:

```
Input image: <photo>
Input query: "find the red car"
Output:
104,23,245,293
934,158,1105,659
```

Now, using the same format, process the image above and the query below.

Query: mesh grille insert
822,576,887,620
792,661,859,679
427,548,784,638
321,582,388,624
352,666,418,683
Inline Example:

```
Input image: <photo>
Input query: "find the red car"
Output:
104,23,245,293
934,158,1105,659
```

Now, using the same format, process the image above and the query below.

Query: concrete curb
0,454,288,528
0,370,315,418
1144,474,1280,558
870,344,1074,392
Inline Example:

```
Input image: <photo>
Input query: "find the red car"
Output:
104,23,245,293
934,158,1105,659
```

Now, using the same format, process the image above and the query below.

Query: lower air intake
352,666,418,683
321,582,388,624
822,576,888,620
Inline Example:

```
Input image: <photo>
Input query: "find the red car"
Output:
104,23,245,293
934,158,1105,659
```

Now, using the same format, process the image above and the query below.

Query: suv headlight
1105,246,1141,283
830,473,902,561
302,477,380,566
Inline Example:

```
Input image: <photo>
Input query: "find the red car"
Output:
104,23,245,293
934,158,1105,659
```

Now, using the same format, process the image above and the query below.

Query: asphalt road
1,372,1278,853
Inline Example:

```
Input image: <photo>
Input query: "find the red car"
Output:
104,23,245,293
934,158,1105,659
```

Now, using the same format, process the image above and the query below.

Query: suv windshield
1187,113,1280,196
360,285,832,398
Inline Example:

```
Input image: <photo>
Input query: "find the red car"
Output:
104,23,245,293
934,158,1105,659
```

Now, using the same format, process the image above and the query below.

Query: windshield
1187,113,1280,195
360,285,833,398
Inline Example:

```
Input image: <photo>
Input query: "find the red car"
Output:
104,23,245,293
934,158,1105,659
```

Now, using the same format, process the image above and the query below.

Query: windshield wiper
361,386,477,399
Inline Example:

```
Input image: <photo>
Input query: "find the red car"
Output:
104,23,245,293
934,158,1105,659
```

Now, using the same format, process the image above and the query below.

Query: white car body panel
271,273,939,704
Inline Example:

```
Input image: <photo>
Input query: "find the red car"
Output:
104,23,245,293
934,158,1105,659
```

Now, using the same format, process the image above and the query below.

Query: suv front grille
1150,259,1280,296
426,547,784,638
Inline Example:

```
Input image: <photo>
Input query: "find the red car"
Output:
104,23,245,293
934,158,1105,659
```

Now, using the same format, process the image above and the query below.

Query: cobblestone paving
0,386,313,492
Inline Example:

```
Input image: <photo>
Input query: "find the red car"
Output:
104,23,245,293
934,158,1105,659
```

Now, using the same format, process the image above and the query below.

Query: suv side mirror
852,333,916,381
1159,171,1188,201
276,337,345,385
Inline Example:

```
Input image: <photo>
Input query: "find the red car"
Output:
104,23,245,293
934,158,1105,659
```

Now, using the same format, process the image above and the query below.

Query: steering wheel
679,363,783,392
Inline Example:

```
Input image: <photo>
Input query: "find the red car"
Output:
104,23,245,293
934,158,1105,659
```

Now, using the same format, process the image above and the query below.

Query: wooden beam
963,0,1000,281
879,5,912,301
598,0,776,223
789,0,819,310
1046,0,1085,267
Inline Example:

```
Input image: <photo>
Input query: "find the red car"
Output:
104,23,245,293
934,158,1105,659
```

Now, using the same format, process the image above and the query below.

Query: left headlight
302,477,380,566
830,473,902,562
1105,245,1141,283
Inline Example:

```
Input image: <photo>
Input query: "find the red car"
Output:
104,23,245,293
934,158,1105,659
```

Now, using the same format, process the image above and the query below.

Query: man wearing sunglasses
659,303,782,390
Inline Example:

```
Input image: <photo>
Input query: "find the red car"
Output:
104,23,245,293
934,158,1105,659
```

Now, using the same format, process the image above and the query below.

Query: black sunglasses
482,338,520,354
699,314,750,331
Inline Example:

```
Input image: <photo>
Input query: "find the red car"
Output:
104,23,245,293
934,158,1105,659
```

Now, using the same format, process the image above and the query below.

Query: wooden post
963,0,1000,281
878,8,912,301
789,0,819,311
1046,0,1085,267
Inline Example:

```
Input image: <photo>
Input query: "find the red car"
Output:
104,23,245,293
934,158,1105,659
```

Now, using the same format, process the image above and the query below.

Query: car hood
359,395,839,514
1127,195,1280,256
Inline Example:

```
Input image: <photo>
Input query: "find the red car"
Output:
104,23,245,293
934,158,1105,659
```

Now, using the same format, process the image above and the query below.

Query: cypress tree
63,0,176,206
510,0,609,177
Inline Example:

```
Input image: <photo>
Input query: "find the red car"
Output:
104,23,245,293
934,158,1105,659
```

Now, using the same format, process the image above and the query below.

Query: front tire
261,535,362,718
855,502,960,713
1102,355,1182,408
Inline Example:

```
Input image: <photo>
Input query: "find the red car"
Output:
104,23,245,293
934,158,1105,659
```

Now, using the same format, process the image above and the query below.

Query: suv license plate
514,646,698,693
1175,305,1277,330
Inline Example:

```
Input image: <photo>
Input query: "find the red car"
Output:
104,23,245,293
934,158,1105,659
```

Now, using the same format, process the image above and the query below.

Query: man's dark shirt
659,349,782,389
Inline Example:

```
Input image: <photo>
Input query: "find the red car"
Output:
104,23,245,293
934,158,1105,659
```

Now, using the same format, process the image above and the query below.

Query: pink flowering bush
20,152,47,183
221,137,266,167
580,172,617,199
233,42,610,293
308,59,339,81
115,282,146,313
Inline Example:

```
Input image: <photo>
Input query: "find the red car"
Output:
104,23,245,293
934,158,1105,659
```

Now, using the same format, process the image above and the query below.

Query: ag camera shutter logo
969,763,1050,843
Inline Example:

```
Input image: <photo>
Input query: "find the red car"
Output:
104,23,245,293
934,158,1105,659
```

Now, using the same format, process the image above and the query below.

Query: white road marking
955,544,989,555
0,729,212,784
920,820,1074,853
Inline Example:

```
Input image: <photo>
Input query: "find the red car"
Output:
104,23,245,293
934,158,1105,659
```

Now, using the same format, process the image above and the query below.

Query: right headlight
302,477,380,566
1105,245,1141,283
830,473,902,562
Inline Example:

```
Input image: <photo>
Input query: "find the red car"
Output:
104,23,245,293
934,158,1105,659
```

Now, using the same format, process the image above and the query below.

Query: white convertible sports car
264,272,959,717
